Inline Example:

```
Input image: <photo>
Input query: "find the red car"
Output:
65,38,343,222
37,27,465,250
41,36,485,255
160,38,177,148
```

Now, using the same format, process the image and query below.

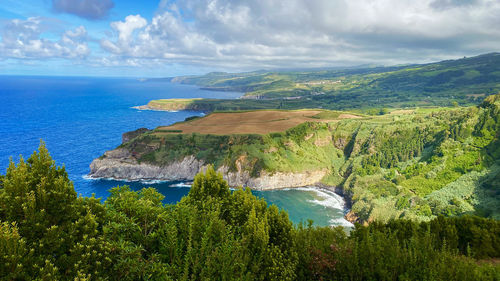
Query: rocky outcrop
345,211,360,224
88,149,205,181
333,136,347,150
88,148,328,190
220,167,328,190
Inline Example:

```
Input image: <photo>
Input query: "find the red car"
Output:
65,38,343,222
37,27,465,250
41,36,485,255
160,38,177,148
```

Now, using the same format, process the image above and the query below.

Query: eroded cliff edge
88,147,328,190
88,116,343,190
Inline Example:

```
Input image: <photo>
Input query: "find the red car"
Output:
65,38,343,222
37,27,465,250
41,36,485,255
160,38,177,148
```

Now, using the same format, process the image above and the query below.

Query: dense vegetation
161,53,500,112
1,145,499,280
121,93,500,223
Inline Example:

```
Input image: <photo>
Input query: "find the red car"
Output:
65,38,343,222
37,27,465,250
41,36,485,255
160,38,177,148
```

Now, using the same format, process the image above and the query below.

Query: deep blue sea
0,76,351,227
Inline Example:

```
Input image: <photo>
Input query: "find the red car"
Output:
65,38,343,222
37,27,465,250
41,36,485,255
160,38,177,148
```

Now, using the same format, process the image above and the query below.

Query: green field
152,53,500,113
153,109,360,135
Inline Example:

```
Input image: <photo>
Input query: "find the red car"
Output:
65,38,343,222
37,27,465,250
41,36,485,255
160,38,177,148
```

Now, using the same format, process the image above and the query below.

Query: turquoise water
257,187,352,227
0,76,351,227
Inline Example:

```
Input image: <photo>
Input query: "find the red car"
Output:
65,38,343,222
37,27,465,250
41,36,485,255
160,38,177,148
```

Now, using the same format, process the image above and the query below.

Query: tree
0,221,29,280
185,165,230,203
0,142,113,280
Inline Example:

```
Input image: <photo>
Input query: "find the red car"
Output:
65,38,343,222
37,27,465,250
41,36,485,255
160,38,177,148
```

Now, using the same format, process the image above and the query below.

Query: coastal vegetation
113,93,500,224
151,53,500,112
1,145,499,280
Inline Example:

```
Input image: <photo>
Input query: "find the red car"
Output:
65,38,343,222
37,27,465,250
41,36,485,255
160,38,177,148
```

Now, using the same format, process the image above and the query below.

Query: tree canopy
0,143,499,280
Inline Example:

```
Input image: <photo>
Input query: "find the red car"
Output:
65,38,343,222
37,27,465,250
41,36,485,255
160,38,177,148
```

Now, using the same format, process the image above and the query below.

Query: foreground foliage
1,145,499,280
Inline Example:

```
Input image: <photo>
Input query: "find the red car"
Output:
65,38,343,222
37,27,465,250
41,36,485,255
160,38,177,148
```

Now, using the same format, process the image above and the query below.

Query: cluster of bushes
360,127,427,172
1,144,499,280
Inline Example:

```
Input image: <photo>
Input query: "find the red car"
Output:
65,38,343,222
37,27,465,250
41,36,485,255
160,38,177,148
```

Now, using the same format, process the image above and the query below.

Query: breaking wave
294,187,353,227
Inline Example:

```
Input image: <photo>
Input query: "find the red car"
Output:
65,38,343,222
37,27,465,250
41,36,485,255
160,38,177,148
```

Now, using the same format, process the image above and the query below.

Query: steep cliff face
89,149,205,181
89,122,336,189
219,166,328,190
88,147,328,189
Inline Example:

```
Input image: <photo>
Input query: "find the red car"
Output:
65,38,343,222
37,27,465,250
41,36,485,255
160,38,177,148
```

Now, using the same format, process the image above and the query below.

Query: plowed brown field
155,110,355,135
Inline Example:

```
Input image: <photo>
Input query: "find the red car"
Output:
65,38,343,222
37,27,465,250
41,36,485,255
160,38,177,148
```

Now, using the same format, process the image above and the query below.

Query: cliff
88,148,328,190
89,110,347,189
89,97,500,223
89,149,204,182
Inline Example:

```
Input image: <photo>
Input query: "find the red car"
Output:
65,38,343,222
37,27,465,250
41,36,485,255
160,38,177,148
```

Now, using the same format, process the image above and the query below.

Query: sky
0,0,499,77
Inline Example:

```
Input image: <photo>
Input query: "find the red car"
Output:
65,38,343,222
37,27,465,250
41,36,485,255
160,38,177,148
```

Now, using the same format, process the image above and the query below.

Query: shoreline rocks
88,149,329,190
89,151,205,182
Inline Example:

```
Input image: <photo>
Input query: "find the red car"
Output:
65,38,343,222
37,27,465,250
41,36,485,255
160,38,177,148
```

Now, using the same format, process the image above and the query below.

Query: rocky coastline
88,127,355,224
88,147,330,191
88,146,358,224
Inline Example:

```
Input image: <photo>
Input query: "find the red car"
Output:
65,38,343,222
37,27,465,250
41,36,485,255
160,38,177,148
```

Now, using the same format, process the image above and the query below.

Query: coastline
87,148,355,226
132,105,185,112
87,168,354,227
88,105,360,224
88,151,330,191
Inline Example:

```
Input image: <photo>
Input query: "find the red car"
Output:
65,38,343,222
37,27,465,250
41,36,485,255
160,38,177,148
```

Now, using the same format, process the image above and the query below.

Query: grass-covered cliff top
146,97,285,112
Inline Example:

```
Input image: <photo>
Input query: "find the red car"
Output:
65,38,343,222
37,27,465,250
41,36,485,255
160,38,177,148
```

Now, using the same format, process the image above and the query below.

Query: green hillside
120,94,500,223
163,53,500,112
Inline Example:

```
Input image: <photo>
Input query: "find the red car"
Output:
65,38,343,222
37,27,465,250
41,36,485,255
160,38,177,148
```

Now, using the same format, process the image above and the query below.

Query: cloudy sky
1,0,499,77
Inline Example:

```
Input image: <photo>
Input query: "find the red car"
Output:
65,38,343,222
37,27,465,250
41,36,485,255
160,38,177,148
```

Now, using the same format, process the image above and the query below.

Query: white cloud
112,15,147,42
0,17,90,60
101,15,148,55
97,0,500,70
4,0,500,72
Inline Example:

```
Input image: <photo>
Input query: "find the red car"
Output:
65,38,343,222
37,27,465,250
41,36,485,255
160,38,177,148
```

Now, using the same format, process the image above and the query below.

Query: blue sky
1,0,499,77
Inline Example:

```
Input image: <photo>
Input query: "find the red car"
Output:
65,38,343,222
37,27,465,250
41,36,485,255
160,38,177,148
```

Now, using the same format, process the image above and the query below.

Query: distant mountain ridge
163,52,500,111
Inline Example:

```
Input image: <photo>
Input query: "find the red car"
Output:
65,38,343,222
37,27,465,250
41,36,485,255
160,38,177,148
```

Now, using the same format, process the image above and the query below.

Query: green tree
1,143,499,280
0,221,29,280
0,142,113,280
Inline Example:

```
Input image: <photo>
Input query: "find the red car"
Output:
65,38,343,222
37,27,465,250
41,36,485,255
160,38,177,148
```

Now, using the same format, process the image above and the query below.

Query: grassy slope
157,53,500,112
120,94,500,223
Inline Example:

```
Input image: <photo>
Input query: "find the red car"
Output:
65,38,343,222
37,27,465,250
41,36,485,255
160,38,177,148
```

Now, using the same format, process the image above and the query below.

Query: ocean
0,75,352,227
